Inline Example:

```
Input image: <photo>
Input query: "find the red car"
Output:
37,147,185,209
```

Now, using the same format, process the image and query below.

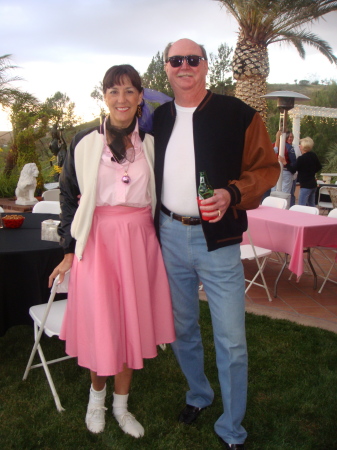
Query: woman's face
104,76,143,128
286,134,294,144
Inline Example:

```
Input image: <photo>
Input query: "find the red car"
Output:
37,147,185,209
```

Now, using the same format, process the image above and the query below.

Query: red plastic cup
197,197,217,221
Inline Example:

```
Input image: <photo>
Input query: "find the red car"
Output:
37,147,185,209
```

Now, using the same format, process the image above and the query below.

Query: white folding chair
42,188,60,201
316,208,337,293
32,200,61,214
0,206,4,213
22,272,71,412
317,186,333,213
289,205,319,215
327,208,337,219
327,187,337,209
262,196,287,209
241,229,272,301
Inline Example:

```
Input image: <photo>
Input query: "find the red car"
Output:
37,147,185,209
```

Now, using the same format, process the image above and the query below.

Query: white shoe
114,412,144,438
85,405,107,433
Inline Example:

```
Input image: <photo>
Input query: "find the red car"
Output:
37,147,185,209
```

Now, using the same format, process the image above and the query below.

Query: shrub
0,168,19,197
321,142,337,183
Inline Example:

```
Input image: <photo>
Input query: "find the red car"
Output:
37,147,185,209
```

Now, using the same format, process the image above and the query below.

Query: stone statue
15,163,39,205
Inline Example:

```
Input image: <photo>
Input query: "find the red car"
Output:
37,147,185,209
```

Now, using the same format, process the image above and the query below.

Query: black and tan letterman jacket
153,91,280,251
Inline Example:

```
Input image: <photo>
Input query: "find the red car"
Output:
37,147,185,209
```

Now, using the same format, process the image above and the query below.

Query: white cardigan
70,130,155,260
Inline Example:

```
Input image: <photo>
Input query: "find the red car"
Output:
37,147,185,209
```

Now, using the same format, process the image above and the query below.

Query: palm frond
214,0,337,119
270,30,337,63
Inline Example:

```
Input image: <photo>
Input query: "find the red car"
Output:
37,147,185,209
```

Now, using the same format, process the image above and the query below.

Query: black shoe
178,404,206,425
223,442,245,449
218,436,245,449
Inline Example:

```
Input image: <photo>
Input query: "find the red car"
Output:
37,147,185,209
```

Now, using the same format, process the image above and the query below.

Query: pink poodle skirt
59,205,175,376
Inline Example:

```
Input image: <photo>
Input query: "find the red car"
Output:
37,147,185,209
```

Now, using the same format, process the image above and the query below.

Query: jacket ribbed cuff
225,184,241,206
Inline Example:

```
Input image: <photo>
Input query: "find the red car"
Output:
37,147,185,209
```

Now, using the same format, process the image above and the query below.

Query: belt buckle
181,216,190,225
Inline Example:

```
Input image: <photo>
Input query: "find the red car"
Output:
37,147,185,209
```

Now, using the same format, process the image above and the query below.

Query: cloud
1,0,237,63
0,0,337,130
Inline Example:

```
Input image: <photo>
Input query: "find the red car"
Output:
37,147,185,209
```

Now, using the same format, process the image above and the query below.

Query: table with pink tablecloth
245,206,337,277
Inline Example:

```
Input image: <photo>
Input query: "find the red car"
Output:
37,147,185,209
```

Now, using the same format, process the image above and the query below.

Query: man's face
165,39,208,96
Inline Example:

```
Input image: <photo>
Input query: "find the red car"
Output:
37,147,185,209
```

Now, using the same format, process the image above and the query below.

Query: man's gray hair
163,42,208,62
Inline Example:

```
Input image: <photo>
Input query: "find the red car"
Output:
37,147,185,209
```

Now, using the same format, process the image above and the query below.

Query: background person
153,38,279,450
273,130,297,206
279,136,322,207
49,64,175,438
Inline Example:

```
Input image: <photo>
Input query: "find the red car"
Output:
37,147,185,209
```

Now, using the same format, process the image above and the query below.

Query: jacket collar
169,90,213,116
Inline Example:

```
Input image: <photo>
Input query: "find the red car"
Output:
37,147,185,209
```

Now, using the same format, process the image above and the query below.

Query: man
153,38,279,449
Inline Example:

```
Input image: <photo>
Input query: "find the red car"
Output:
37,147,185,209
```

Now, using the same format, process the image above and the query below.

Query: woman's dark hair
102,64,142,94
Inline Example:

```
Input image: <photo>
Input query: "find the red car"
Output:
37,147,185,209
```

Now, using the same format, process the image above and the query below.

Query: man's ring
218,209,221,217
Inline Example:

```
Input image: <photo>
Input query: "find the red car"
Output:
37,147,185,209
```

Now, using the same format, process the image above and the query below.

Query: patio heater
261,91,310,207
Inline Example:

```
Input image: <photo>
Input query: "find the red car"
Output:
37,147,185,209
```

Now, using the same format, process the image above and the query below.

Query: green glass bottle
198,172,215,221
198,171,214,199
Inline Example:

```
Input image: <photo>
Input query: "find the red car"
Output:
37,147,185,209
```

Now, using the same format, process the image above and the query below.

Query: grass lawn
1,301,337,449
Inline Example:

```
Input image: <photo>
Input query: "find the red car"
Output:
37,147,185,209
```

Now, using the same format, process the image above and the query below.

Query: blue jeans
281,170,294,195
159,211,248,444
299,187,316,207
290,179,297,207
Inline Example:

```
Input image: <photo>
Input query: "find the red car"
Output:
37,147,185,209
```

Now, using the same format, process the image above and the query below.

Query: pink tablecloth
245,206,337,276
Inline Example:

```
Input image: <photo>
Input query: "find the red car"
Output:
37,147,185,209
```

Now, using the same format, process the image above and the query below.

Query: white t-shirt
161,104,199,216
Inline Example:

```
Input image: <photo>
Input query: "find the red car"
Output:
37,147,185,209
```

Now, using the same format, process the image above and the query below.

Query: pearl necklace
121,165,131,184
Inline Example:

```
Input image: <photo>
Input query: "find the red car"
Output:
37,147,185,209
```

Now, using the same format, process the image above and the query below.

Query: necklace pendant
122,173,131,184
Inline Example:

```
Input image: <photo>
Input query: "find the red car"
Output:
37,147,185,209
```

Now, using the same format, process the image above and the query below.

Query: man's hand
199,189,231,223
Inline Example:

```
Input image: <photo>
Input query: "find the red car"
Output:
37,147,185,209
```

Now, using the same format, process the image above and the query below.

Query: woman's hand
48,253,74,287
278,155,286,165
199,189,231,223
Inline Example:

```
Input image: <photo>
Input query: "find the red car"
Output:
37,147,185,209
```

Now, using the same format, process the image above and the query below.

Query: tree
142,52,173,97
5,91,75,192
44,91,78,130
0,54,22,108
321,143,337,175
8,93,52,183
90,82,106,119
215,0,337,121
208,43,234,95
299,82,337,164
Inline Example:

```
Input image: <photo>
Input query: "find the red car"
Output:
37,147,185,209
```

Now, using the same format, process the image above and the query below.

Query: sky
1,0,337,131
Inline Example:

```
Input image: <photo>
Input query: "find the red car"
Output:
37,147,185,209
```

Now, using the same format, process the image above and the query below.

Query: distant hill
1,83,332,143
267,83,328,98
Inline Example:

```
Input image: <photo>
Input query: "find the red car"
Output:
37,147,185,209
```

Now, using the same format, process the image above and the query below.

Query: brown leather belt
161,204,201,226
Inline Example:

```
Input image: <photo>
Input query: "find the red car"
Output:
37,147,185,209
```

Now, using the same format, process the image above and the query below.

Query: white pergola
289,105,337,156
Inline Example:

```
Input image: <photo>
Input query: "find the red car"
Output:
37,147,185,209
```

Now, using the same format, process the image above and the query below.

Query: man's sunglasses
166,55,207,68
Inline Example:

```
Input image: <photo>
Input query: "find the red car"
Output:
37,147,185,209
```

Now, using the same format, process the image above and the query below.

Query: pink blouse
96,121,152,208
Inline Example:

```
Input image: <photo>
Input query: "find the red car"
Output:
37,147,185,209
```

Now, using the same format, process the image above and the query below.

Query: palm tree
0,54,22,108
215,0,337,121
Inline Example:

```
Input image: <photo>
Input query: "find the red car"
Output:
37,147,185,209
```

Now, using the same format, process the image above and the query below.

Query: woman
273,130,297,206
49,64,175,438
279,136,322,207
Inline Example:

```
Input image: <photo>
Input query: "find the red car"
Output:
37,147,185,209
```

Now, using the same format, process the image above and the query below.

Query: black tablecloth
0,213,64,336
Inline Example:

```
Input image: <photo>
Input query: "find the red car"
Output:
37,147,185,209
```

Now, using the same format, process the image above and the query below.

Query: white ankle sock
86,385,107,434
112,392,128,416
113,392,144,438
90,384,106,404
